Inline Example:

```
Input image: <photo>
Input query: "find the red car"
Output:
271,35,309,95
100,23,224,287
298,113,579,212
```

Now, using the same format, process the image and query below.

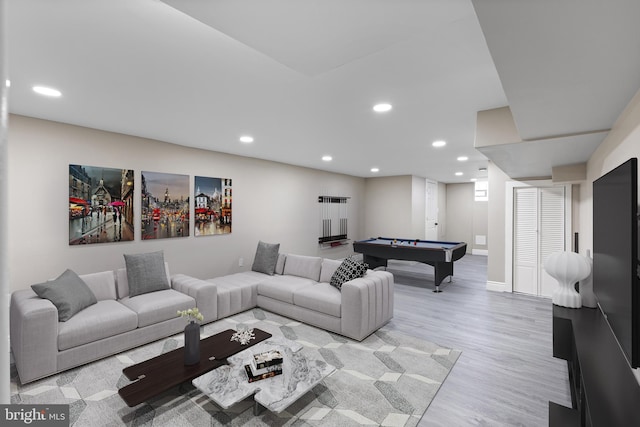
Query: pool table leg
433,261,454,293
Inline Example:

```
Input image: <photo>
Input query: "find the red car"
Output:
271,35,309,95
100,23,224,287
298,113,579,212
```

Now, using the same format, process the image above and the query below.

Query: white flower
177,307,204,323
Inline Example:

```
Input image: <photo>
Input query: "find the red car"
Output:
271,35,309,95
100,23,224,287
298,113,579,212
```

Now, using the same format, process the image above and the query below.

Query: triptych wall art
68,164,232,245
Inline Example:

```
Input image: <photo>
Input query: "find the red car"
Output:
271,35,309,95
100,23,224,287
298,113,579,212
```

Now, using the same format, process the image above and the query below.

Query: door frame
504,180,572,293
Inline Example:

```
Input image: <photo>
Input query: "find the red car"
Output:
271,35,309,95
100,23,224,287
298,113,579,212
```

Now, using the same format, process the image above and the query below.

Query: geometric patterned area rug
10,308,461,426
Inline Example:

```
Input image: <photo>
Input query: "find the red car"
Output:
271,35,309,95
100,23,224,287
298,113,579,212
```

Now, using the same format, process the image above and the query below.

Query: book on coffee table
244,364,282,383
252,349,283,370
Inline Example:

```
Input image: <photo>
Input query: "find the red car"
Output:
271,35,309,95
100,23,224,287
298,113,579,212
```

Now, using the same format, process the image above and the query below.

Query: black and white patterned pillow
330,256,368,290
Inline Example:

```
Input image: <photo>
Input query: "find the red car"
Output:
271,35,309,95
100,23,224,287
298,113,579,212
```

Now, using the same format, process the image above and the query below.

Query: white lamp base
545,251,591,309
552,285,582,308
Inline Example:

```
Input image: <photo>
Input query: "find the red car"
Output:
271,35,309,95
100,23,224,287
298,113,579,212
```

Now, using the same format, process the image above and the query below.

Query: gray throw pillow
251,241,280,275
330,256,369,290
31,269,97,322
124,251,170,297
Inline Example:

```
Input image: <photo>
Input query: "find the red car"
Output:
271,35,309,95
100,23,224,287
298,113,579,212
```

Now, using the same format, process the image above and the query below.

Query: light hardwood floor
384,255,571,427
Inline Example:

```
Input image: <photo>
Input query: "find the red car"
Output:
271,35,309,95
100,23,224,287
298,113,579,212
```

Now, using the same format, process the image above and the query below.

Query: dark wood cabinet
551,305,640,426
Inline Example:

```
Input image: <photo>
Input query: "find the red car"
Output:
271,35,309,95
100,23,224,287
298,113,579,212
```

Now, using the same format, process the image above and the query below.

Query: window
475,180,488,201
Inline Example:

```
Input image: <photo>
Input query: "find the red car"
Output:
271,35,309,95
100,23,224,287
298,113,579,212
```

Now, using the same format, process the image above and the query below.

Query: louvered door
513,186,566,297
514,188,538,295
539,187,566,297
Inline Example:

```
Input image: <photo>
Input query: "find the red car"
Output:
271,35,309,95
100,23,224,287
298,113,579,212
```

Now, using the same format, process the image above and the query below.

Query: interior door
539,186,566,297
513,185,566,297
514,187,538,295
425,180,438,240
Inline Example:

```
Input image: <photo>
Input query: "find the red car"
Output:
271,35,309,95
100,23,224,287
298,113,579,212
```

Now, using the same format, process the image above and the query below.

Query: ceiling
6,0,640,183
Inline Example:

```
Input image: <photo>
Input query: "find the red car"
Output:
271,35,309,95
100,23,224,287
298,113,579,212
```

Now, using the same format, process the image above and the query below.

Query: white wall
579,88,640,255
0,0,9,404
8,115,366,292
487,161,510,284
411,176,426,238
363,176,412,238
363,175,429,240
444,184,472,246
437,182,447,240
443,182,487,253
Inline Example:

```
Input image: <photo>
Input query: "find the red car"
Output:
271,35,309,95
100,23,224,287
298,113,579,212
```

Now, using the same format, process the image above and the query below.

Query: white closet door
513,185,566,297
514,187,538,295
539,186,566,297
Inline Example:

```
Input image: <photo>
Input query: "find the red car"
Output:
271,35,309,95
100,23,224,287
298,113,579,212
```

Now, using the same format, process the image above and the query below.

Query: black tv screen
593,157,639,368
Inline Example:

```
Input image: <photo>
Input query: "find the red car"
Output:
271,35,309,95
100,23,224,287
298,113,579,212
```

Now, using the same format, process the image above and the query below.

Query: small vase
184,321,200,366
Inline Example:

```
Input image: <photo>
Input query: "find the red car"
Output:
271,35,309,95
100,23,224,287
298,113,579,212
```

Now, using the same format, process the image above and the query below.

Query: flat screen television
593,157,639,368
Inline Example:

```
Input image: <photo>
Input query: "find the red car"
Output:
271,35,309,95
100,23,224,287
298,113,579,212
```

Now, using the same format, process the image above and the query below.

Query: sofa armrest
340,270,394,341
171,274,218,323
10,289,59,383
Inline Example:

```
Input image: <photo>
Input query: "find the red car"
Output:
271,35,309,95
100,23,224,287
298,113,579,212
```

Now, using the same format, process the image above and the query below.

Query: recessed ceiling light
432,140,446,147
239,135,254,143
322,155,332,162
373,103,392,113
5,80,10,88
455,172,463,176
32,85,61,97
457,156,468,161
470,178,478,182
370,167,380,173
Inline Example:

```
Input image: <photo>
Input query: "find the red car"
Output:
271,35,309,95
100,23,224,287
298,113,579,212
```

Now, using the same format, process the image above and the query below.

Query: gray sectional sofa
10,263,216,384
10,252,393,384
203,253,394,341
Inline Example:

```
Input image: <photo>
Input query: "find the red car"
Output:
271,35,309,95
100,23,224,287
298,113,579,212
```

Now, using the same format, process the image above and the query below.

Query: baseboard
486,281,509,292
472,249,488,256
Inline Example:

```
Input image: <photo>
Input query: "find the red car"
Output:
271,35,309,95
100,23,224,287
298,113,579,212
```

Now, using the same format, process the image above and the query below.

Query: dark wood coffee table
118,328,272,407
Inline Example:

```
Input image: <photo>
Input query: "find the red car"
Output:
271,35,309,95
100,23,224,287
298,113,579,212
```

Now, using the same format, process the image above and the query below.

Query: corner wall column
0,0,10,404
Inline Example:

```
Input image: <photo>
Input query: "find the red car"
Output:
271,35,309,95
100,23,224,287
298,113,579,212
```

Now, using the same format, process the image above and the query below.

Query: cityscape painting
69,165,134,245
141,171,190,240
194,176,232,236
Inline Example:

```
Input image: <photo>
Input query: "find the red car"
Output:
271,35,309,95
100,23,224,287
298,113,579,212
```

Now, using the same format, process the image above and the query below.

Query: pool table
353,237,467,292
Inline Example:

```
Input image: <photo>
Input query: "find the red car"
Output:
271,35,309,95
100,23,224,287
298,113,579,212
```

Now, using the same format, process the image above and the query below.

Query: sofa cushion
119,289,195,328
31,269,97,322
124,251,171,297
116,262,171,299
251,241,280,275
319,259,342,283
257,275,317,304
58,300,138,351
283,254,323,281
79,271,117,301
330,256,368,290
293,282,342,317
275,253,286,275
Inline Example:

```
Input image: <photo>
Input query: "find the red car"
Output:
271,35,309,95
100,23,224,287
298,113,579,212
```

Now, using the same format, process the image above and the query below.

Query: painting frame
141,171,190,240
69,164,135,245
194,176,232,236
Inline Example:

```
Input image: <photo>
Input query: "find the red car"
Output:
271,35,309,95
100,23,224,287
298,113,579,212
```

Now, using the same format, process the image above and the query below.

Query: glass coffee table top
192,336,335,414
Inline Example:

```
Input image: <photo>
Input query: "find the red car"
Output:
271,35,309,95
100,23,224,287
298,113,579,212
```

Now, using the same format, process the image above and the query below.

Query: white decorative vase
579,250,596,308
544,251,591,308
